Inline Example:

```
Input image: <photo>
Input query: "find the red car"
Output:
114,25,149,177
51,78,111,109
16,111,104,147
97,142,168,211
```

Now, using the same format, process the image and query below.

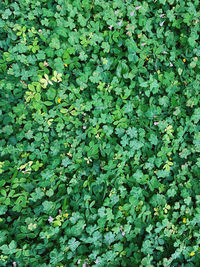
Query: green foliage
0,0,200,266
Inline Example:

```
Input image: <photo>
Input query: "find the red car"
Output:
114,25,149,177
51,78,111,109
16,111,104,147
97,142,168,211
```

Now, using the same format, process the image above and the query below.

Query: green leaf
42,201,54,213
50,37,60,50
46,88,56,100
62,157,72,167
68,238,80,251
116,61,129,78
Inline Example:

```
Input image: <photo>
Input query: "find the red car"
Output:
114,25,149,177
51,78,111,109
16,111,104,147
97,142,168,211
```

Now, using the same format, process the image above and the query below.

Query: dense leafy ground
0,0,200,266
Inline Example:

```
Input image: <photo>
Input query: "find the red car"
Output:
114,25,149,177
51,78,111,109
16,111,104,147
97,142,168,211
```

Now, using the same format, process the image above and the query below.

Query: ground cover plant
0,0,200,266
